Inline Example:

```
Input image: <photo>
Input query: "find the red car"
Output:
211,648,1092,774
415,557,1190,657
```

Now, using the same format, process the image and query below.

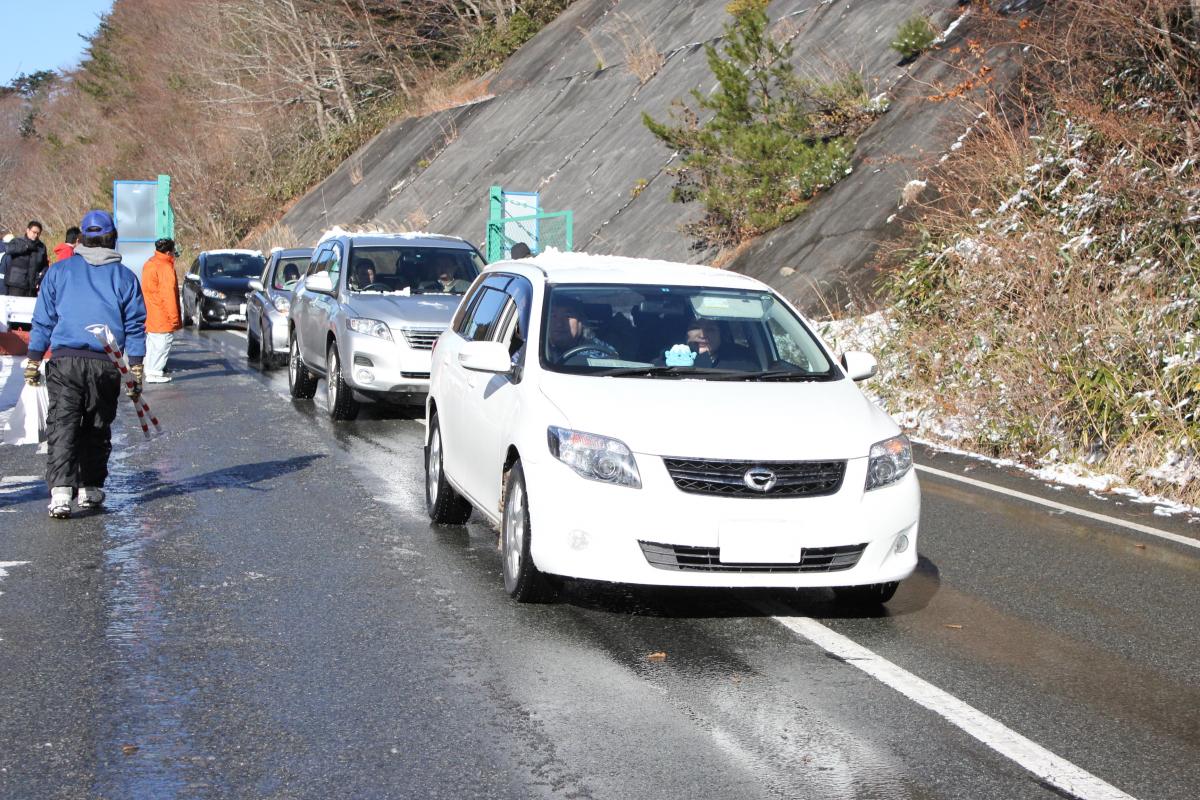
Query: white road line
761,609,1137,800
0,561,29,579
915,464,1199,551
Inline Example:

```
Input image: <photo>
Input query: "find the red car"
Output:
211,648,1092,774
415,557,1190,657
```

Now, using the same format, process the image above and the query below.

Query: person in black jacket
4,221,49,296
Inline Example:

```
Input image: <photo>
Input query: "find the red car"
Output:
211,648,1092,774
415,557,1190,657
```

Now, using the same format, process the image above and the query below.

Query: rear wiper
595,366,745,379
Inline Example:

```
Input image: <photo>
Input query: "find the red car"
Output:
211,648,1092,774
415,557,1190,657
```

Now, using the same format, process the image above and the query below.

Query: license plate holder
718,521,801,564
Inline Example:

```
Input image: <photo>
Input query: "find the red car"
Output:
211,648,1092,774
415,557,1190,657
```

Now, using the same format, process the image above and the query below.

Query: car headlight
202,287,226,299
347,317,393,341
272,296,290,314
547,426,641,488
865,434,913,490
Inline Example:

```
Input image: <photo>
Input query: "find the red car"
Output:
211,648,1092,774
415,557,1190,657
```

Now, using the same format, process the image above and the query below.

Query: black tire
181,297,193,327
326,342,360,421
247,328,261,361
501,461,557,603
425,414,472,525
288,333,318,400
833,581,900,607
193,299,206,331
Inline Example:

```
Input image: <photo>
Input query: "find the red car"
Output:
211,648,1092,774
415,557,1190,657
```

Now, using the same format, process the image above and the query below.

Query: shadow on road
125,454,324,503
551,554,941,621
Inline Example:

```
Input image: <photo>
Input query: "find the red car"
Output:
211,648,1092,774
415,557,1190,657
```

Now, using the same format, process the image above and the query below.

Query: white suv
425,252,919,603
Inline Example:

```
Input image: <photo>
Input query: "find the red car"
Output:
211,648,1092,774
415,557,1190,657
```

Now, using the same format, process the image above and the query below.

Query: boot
48,487,73,519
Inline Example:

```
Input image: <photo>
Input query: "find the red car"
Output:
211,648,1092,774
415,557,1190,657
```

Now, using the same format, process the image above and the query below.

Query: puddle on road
92,441,203,799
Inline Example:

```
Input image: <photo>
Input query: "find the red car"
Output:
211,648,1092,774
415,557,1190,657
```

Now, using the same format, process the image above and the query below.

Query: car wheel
425,413,472,525
833,581,900,607
247,328,261,362
181,299,193,327
193,300,206,331
326,342,360,421
501,460,557,603
288,334,318,400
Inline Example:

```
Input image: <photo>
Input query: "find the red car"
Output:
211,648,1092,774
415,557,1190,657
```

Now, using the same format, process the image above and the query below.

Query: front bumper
199,295,248,326
523,453,920,588
262,307,290,352
342,330,434,397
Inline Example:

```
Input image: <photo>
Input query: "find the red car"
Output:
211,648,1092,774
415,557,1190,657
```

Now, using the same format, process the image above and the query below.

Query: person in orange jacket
53,227,80,263
141,238,183,383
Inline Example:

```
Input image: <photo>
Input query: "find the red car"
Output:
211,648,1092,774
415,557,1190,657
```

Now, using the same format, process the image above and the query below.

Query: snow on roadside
816,312,1200,519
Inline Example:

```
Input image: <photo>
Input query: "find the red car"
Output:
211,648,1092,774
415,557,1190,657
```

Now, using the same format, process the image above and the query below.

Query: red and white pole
86,325,163,438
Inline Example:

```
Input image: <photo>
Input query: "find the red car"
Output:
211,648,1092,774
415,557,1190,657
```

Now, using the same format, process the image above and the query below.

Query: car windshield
273,256,310,290
347,246,483,295
204,253,264,279
539,283,837,380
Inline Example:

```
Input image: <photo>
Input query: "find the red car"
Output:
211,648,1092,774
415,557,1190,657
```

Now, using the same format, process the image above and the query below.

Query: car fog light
356,369,374,384
894,534,910,554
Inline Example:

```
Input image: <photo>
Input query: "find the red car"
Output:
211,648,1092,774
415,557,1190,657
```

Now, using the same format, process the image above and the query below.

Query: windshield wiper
594,366,746,379
734,370,837,382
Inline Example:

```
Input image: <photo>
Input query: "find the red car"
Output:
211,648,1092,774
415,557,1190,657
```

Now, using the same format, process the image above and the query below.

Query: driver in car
547,298,614,364
353,259,377,290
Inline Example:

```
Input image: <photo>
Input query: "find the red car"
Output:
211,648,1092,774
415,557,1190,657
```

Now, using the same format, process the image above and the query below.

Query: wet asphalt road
0,329,1197,800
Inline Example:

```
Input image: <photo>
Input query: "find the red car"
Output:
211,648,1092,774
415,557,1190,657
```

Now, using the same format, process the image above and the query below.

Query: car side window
189,259,200,276
462,287,509,342
328,243,343,290
453,274,511,335
260,257,273,289
309,248,330,276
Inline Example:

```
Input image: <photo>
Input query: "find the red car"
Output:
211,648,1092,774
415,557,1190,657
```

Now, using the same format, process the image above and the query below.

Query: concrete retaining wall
279,0,1019,313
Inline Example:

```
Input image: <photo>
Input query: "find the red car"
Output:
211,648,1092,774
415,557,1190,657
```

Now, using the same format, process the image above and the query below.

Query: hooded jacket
142,250,182,333
27,247,146,365
53,242,75,263
4,235,49,291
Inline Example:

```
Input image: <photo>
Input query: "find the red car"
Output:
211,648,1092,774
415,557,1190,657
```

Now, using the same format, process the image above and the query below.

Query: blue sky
1,0,113,85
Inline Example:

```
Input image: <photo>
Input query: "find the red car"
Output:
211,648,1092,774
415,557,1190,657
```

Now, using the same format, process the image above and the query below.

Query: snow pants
45,357,121,490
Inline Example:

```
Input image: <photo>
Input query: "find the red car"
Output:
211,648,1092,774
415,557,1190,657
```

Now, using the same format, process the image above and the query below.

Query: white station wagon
424,252,919,603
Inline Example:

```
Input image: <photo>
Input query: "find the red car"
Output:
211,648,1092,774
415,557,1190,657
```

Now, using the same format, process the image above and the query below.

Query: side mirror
248,279,264,292
185,273,200,283
841,351,878,382
305,271,334,294
458,340,513,374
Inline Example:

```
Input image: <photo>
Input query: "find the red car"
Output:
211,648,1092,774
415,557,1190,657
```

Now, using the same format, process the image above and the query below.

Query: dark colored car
182,249,265,330
246,247,312,367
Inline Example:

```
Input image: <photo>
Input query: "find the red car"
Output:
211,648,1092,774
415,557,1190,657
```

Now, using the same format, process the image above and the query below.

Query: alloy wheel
503,479,526,585
427,427,442,506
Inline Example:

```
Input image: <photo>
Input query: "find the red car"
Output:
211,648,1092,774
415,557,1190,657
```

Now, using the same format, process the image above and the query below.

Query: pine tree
643,0,864,249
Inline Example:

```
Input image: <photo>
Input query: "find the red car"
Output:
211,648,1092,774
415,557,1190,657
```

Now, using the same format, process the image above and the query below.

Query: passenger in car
547,297,613,364
685,318,759,370
420,254,472,294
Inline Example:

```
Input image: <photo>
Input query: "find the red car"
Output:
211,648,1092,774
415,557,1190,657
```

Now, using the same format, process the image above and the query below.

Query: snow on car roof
204,248,263,257
488,249,765,289
316,226,474,248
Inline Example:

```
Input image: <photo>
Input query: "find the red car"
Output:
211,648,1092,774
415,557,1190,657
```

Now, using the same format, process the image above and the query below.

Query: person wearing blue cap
23,210,147,519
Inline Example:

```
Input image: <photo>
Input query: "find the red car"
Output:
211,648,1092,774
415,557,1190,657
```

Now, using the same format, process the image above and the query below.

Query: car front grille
401,328,443,350
663,458,846,498
639,541,866,573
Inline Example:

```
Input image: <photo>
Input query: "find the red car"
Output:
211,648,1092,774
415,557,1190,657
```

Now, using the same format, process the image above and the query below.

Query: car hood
344,293,460,327
205,275,252,293
537,372,897,460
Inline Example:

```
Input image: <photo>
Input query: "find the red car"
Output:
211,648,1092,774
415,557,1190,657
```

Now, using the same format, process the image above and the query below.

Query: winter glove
127,364,144,401
23,360,41,386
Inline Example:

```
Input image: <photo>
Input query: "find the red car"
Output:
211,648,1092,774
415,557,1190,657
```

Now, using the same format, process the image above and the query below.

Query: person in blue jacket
23,210,146,519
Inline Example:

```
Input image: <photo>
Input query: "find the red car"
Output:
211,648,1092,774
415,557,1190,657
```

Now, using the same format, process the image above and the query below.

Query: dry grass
613,13,663,85
869,0,1200,503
